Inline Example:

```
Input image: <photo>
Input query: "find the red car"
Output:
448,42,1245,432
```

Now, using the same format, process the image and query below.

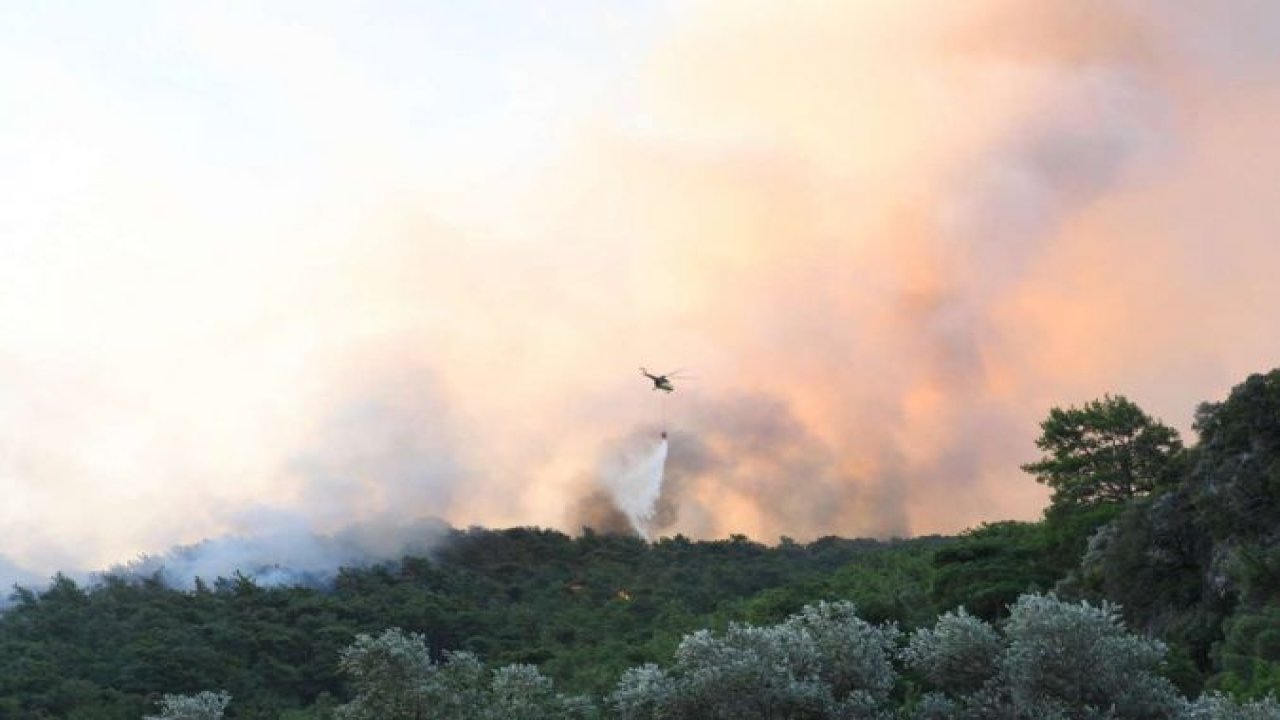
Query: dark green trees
1022,394,1184,510
970,395,1186,626
1063,371,1280,696
1191,371,1280,540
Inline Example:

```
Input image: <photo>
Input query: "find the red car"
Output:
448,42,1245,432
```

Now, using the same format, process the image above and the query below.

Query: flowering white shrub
901,594,1198,718
669,623,833,718
144,690,231,720
328,597,1280,720
607,601,898,719
1000,594,1181,718
608,663,677,720
335,628,434,719
335,627,592,719
1182,692,1280,720
900,607,1001,694
421,650,487,720
788,600,901,703
486,663,594,720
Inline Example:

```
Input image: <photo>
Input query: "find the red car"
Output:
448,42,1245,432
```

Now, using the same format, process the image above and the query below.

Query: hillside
4,369,1280,718
0,530,944,718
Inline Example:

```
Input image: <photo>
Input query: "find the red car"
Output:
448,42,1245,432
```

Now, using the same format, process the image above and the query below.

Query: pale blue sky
1,1,672,189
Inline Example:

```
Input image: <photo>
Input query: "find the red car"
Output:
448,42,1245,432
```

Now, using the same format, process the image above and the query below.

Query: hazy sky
3,1,1279,580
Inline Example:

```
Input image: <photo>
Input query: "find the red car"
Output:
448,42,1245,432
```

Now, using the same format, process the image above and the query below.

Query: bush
609,601,899,719
905,594,1183,719
335,628,593,720
901,608,1000,694
144,691,232,720
1000,594,1181,718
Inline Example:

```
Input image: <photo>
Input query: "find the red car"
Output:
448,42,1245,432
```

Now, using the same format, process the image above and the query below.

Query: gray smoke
0,554,45,603
569,488,638,537
101,356,467,591
572,393,910,542
283,356,465,528
111,516,451,589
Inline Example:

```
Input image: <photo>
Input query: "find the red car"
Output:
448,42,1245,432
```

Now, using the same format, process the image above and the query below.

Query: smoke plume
3,1,1280,583
113,516,451,590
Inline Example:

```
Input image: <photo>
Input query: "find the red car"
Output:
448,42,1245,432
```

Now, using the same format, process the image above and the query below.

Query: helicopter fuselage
640,367,676,393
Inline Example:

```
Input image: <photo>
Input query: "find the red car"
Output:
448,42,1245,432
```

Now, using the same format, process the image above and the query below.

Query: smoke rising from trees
3,1,1280,582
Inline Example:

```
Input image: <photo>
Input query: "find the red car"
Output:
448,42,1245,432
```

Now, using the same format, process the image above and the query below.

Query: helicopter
640,367,680,393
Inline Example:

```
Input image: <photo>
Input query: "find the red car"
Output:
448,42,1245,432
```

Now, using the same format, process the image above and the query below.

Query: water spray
603,437,669,538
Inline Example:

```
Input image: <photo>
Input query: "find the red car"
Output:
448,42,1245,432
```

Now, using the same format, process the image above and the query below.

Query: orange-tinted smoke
490,0,1280,539
12,1,1280,578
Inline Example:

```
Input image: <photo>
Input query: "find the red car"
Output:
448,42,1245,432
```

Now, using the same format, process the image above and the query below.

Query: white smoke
0,554,45,601
107,515,450,590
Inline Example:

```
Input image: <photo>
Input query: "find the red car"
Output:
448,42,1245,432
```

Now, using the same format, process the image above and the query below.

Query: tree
1208,608,1280,700
1022,395,1183,510
930,522,1061,620
1190,369,1280,539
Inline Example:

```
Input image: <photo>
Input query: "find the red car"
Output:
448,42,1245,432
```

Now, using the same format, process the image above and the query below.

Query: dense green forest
5,369,1280,718
0,530,945,718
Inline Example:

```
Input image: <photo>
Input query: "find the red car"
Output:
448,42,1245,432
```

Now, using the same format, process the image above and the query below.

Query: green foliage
931,522,1061,620
1023,394,1184,510
929,504,1121,626
1075,368,1280,701
1209,608,1280,700
1087,498,1194,604
731,539,942,628
1040,501,1126,570
1192,371,1280,541
0,529,932,717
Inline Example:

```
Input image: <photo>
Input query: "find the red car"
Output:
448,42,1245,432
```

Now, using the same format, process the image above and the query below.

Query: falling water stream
603,437,669,539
